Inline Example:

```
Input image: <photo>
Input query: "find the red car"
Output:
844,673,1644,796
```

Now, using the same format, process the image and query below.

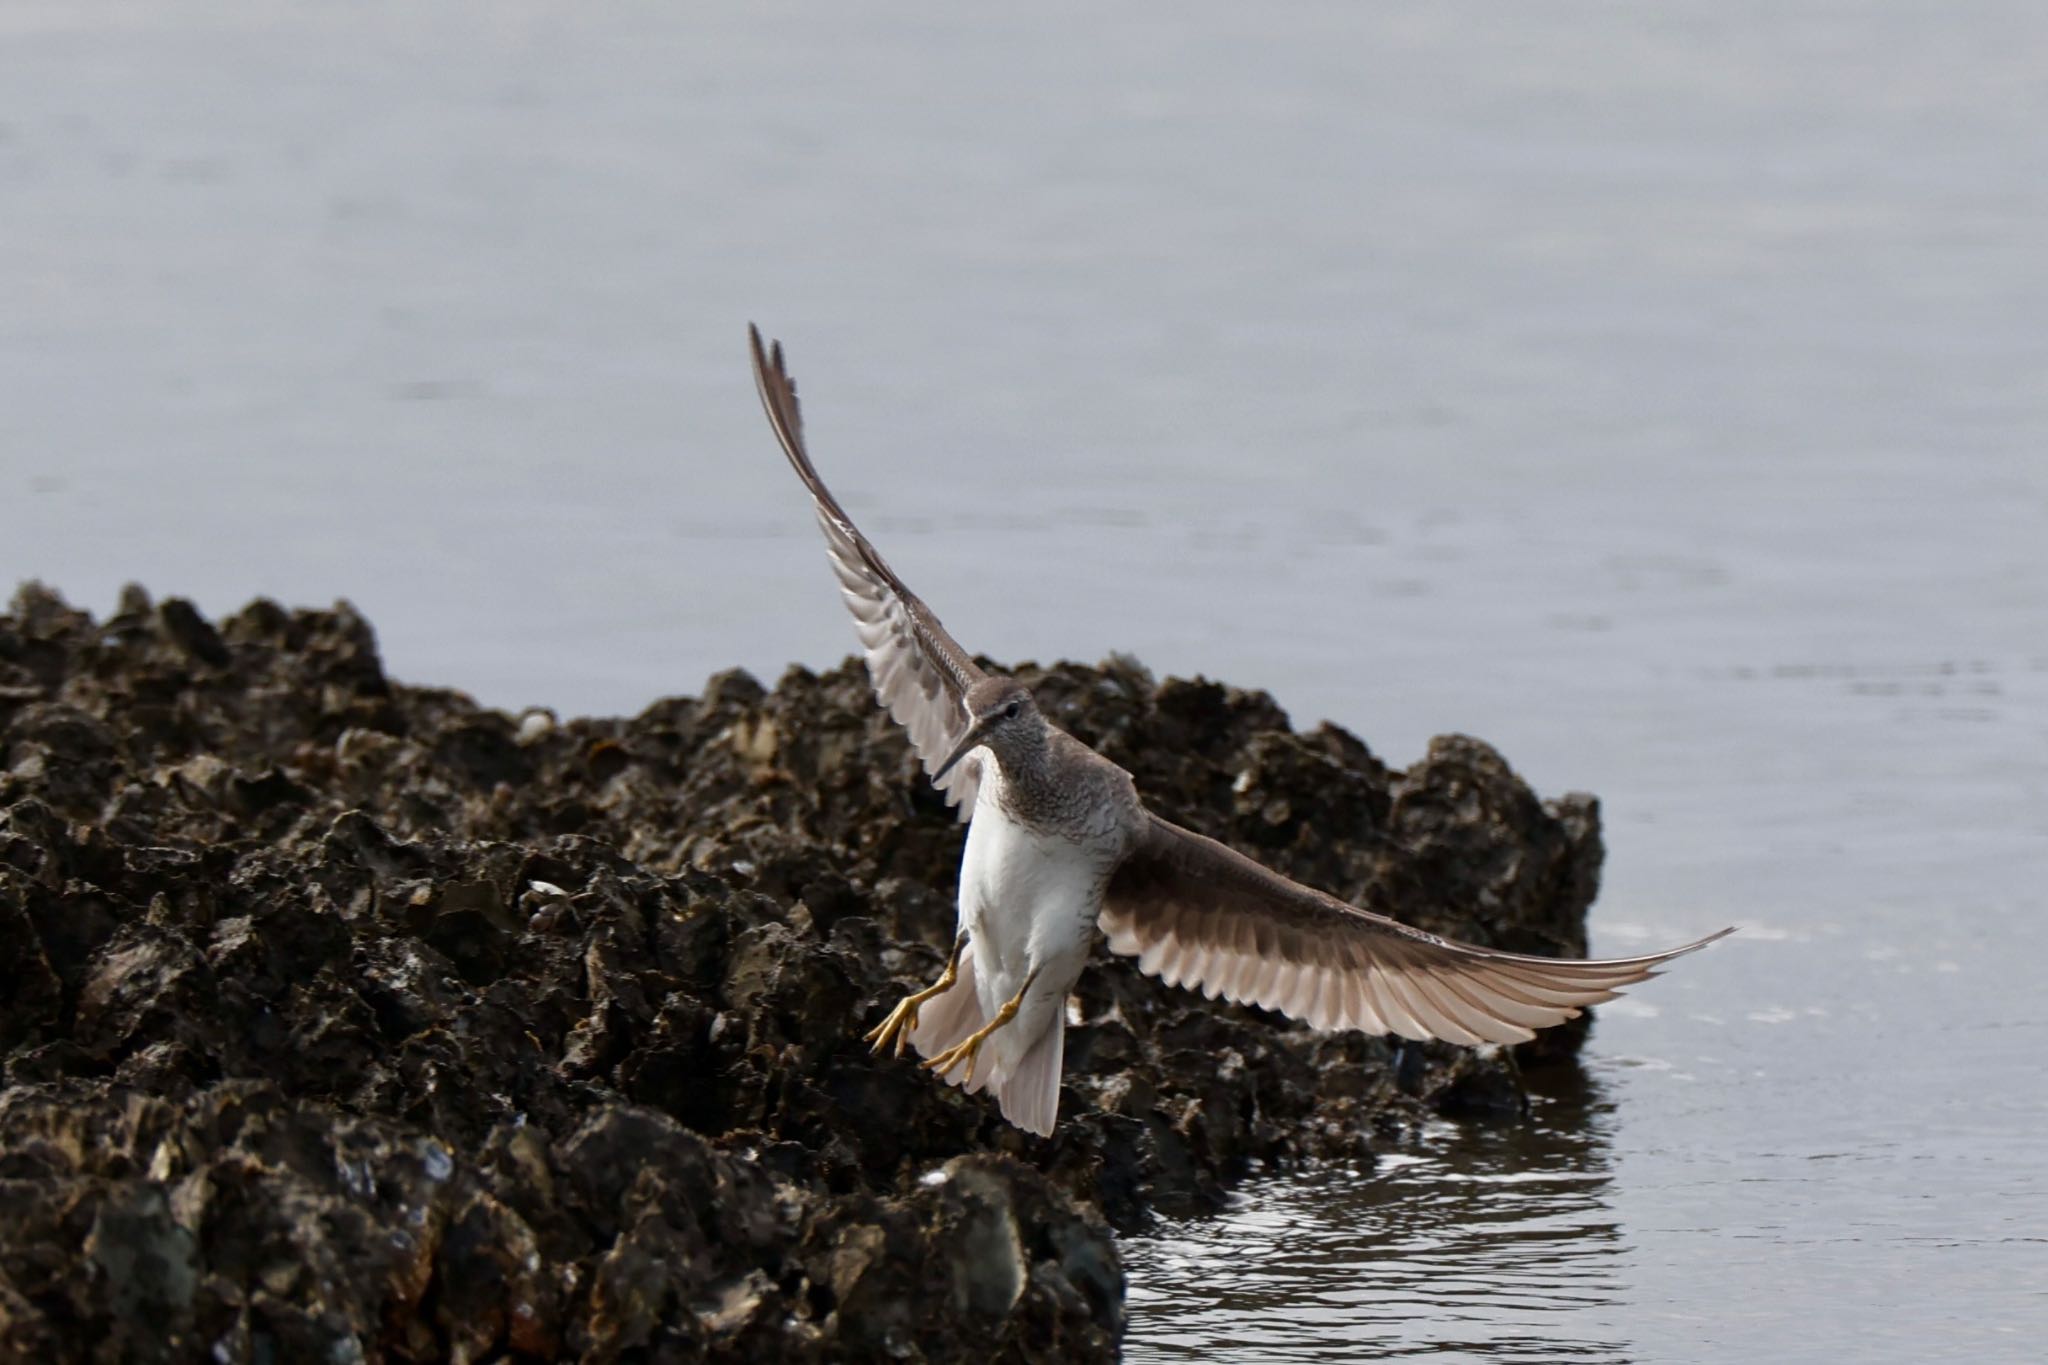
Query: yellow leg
864,932,969,1058
924,967,1041,1088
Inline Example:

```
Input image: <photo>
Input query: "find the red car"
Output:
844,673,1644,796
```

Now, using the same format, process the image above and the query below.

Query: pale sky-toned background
5,4,2044,1358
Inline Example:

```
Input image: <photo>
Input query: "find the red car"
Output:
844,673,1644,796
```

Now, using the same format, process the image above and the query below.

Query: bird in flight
748,326,1731,1136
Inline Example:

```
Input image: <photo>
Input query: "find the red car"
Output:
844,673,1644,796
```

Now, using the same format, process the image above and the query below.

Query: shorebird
749,326,1731,1136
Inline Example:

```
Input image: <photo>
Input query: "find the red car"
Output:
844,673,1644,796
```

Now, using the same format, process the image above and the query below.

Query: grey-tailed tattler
749,325,1731,1136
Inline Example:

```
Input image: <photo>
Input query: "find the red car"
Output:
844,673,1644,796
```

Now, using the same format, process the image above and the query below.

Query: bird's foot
923,1029,993,1087
863,993,927,1058
864,932,968,1058
923,966,1039,1087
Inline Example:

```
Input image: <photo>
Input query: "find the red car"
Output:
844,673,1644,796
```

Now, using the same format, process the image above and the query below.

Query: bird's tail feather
906,954,1065,1133
993,1011,1064,1137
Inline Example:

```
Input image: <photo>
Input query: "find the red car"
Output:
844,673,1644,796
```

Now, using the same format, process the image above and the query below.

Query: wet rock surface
0,584,1606,1362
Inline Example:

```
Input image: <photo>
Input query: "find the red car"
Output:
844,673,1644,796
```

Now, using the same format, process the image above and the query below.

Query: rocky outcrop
0,585,1604,1361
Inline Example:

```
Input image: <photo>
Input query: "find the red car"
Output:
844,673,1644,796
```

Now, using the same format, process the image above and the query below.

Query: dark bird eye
1003,701,1021,720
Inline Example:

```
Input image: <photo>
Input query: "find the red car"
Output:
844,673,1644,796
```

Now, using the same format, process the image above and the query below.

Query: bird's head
933,677,1043,781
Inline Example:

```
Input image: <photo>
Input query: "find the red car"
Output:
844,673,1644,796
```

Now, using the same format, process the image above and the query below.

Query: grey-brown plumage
749,325,1733,1135
750,326,987,816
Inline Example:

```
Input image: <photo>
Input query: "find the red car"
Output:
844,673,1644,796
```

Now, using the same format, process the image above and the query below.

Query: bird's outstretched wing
1100,812,1732,1043
750,325,988,816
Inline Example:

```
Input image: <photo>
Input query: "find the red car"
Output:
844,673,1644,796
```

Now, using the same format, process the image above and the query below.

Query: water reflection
1122,1067,1632,1362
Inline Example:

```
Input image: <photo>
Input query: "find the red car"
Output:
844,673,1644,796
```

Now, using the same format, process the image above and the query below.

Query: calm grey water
4,3,2045,1359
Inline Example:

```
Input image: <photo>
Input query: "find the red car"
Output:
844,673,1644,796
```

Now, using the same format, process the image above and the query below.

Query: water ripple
1123,1071,1632,1362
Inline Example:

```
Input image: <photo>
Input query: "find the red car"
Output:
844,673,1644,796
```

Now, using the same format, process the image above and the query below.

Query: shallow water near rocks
5,2,2046,1359
1125,1072,1633,1360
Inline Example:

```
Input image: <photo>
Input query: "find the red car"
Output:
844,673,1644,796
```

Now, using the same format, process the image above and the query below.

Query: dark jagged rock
0,584,1606,1362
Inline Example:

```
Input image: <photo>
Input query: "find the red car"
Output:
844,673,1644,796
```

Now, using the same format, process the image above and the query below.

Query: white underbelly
956,800,1110,1012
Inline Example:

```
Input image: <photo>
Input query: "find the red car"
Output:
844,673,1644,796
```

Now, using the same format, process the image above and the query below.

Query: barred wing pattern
750,326,987,816
1101,813,1733,1044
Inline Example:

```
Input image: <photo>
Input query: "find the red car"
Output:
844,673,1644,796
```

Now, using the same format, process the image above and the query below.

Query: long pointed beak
932,719,991,784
